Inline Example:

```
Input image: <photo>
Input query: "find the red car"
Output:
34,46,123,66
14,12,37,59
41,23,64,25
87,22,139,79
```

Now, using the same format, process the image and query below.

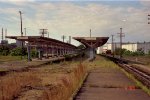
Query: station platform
75,67,150,100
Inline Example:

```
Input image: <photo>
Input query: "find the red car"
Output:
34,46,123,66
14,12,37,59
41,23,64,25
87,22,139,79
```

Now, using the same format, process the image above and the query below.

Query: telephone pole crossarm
39,29,48,37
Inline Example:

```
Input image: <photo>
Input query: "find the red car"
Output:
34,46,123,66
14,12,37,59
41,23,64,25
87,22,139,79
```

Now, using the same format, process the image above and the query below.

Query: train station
0,1,150,100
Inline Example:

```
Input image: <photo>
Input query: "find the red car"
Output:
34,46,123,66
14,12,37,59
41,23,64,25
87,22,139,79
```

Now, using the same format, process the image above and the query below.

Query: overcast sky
0,0,150,46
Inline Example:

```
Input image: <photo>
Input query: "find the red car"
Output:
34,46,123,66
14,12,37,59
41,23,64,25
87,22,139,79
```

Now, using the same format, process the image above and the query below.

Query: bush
31,49,38,58
123,50,132,56
114,48,126,55
0,46,10,56
148,50,150,55
11,47,27,56
115,48,145,56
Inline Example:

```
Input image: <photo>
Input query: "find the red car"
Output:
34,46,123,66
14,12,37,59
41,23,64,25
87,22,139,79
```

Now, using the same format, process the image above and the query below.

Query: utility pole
2,28,3,41
47,32,49,38
39,29,47,37
19,11,23,36
61,35,66,42
69,36,71,44
117,28,125,59
24,28,26,36
19,11,23,59
148,14,150,24
5,28,7,40
90,29,91,37
111,35,114,57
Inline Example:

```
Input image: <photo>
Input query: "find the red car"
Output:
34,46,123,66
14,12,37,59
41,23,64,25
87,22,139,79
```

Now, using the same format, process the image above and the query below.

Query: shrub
0,46,10,56
114,48,126,55
123,50,132,56
115,48,145,56
148,50,150,55
31,49,38,58
11,47,27,56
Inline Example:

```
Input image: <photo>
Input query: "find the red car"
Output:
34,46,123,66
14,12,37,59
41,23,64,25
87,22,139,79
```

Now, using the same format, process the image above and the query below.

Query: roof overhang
73,37,109,48
6,36,77,49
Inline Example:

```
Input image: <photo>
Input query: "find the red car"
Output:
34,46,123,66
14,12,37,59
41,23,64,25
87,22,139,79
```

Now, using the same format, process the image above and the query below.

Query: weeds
0,72,40,100
121,68,150,95
41,63,87,100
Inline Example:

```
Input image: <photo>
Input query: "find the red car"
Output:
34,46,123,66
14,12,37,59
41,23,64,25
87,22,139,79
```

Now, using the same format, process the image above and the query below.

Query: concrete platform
74,67,150,100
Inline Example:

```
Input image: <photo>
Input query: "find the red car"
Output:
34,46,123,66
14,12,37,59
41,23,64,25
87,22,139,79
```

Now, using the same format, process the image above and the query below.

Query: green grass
0,56,26,63
121,68,150,95
87,56,119,70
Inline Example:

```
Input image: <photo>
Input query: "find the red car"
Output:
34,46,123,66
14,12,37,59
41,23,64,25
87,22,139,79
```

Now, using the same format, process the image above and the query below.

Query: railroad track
117,62,150,88
101,54,150,88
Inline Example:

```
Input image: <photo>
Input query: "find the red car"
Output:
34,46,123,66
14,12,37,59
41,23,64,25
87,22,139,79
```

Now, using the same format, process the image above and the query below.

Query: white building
97,42,150,54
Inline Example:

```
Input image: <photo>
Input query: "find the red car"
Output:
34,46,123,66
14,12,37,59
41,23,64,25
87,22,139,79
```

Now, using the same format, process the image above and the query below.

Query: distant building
97,42,150,54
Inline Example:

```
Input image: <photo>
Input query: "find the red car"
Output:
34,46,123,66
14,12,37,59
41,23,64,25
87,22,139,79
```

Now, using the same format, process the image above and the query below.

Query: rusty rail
102,54,150,88
118,63,150,88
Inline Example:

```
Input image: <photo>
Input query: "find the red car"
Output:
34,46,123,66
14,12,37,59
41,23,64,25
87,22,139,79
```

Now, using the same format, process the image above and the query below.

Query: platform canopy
73,37,109,48
6,36,76,49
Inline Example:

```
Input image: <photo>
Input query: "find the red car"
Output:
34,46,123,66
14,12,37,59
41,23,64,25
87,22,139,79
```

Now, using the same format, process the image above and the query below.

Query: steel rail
118,62,150,88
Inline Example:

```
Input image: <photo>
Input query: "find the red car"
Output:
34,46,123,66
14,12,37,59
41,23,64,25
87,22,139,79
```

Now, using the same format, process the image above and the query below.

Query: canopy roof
6,36,76,49
73,37,109,48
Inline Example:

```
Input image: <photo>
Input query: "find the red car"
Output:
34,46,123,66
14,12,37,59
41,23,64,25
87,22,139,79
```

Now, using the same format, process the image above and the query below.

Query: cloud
0,1,150,45
139,0,150,8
